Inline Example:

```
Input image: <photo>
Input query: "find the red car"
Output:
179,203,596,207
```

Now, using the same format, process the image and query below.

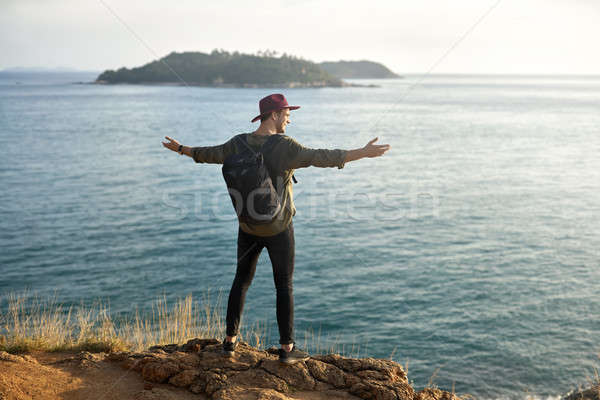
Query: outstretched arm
286,136,391,170
344,137,391,163
161,136,235,164
162,136,194,157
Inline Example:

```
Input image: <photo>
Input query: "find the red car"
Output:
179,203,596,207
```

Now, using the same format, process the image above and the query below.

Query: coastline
88,80,380,88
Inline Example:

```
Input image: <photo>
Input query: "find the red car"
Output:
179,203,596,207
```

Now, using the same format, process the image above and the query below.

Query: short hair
260,109,283,123
260,112,273,123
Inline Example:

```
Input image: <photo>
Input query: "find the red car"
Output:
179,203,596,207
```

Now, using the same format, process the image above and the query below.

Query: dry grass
423,364,473,400
0,289,373,359
0,289,267,354
426,366,441,389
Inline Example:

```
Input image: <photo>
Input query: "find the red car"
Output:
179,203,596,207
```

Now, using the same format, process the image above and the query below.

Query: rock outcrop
103,338,461,400
563,385,600,400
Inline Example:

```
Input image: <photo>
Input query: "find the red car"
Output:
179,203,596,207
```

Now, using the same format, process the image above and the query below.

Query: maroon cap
251,93,300,123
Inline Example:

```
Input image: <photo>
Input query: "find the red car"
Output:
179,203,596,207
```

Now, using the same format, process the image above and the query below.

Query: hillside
319,60,401,79
96,50,344,88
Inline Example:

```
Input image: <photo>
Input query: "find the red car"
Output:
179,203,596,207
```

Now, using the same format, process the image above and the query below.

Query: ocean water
1,71,599,399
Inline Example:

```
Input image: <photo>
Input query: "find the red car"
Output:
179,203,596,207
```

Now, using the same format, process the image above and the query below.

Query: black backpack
222,134,285,224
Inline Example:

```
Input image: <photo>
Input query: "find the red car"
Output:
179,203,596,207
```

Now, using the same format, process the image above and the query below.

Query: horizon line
2,67,600,78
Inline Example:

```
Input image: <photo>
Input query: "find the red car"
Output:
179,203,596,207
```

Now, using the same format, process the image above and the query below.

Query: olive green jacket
191,132,347,236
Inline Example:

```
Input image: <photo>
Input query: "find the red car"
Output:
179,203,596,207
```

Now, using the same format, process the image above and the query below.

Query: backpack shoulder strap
232,133,256,155
259,135,298,185
259,134,285,154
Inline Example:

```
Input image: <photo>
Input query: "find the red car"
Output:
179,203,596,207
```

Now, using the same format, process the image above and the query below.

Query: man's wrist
344,147,367,163
356,147,368,159
179,145,193,158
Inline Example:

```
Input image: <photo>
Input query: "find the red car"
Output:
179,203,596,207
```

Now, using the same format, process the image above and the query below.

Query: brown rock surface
0,350,203,400
106,338,461,400
0,338,463,400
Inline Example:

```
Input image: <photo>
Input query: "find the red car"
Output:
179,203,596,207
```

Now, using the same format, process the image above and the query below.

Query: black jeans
226,222,295,345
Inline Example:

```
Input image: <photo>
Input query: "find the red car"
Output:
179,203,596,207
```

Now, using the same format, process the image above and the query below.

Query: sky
2,0,600,74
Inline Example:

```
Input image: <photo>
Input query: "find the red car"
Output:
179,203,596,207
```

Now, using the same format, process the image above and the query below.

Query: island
319,60,401,79
95,50,391,88
96,49,350,88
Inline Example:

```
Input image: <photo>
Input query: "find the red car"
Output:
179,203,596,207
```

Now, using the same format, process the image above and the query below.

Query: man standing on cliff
162,93,390,364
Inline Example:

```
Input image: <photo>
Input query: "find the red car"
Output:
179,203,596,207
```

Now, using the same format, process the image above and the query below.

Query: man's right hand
162,136,181,152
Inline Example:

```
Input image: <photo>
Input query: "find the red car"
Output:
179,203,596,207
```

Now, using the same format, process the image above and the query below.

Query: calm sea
1,71,599,399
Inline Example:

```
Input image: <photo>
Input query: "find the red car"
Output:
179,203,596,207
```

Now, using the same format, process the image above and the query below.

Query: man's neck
252,123,278,136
